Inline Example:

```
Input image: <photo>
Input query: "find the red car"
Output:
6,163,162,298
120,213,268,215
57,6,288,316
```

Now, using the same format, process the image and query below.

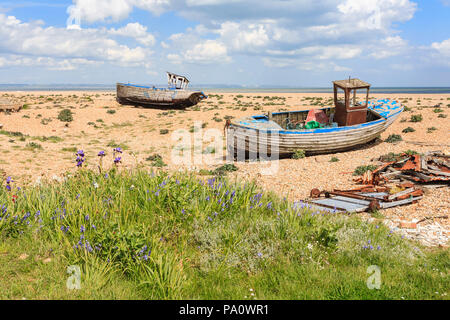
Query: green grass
353,165,378,176
145,154,167,167
61,147,78,153
106,141,129,150
385,134,402,143
292,149,306,159
410,114,423,123
57,109,73,122
24,142,43,151
0,169,448,300
402,127,415,133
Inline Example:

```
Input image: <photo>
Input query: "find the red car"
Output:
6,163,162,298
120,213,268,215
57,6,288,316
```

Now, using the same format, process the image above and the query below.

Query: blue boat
116,72,207,108
226,78,403,156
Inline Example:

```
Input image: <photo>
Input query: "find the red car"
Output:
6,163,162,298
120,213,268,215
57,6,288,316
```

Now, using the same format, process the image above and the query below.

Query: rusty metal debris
308,184,424,213
355,151,450,185
307,151,448,214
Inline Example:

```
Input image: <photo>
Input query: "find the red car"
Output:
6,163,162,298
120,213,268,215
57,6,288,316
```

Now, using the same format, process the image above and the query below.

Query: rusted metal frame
305,201,348,212
333,186,389,193
373,161,396,174
326,191,386,202
332,196,371,206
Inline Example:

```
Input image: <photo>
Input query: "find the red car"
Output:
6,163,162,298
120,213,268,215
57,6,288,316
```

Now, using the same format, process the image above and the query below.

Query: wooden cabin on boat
167,72,190,90
333,78,371,127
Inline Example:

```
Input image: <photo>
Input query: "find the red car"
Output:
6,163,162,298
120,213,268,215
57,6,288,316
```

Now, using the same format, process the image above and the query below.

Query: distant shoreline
1,85,450,94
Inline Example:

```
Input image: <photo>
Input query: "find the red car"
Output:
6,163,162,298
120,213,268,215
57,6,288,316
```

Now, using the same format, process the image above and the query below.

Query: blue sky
0,0,449,87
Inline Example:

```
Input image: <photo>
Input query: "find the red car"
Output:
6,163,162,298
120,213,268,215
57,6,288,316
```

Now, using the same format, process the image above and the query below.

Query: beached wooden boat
0,98,21,112
226,78,403,156
116,72,207,108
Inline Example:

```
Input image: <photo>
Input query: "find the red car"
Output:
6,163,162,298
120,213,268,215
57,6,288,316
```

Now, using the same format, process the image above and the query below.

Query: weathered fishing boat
116,72,207,107
226,78,403,157
0,98,21,113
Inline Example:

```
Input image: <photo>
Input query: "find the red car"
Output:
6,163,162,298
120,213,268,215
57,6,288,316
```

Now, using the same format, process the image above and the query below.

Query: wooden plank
380,197,423,209
388,188,415,200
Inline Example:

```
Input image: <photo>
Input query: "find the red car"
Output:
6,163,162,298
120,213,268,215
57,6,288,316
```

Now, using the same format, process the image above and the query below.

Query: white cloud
338,0,416,30
67,0,171,26
430,39,450,66
62,0,423,69
432,39,450,57
0,54,99,70
215,22,270,52
178,40,231,64
262,57,351,72
0,14,152,68
266,45,361,60
160,0,418,67
67,0,134,25
298,45,362,60
369,36,408,59
109,22,156,46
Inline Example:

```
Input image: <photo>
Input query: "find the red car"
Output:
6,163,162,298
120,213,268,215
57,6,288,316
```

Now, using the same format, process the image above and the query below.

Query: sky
0,0,449,87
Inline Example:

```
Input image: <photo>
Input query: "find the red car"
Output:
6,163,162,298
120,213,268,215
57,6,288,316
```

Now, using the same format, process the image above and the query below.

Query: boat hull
116,83,206,108
227,100,403,156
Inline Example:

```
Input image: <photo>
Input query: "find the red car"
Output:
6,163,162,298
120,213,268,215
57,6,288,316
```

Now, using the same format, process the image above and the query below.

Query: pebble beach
0,90,449,246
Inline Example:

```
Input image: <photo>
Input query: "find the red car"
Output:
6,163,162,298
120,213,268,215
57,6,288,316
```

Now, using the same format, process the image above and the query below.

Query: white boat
226,78,403,156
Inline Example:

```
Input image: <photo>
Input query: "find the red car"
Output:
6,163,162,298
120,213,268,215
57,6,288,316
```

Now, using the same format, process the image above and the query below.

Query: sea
1,84,450,94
